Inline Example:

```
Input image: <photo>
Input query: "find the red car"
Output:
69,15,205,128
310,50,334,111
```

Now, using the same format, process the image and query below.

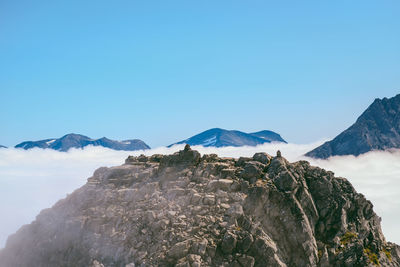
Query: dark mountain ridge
306,94,400,158
170,128,286,147
15,133,150,152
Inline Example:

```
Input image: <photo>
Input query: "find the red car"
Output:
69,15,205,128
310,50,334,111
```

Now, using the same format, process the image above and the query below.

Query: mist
0,142,399,248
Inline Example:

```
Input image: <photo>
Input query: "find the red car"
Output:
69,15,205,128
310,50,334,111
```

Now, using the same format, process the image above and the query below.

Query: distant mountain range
169,128,286,147
0,145,7,149
306,94,400,159
15,134,150,152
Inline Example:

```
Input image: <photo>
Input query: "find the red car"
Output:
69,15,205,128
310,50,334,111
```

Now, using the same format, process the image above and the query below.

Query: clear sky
1,0,399,148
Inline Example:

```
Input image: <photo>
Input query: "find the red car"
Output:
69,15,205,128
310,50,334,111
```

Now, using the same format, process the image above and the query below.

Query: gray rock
240,161,264,182
237,255,255,267
191,193,202,204
221,232,237,254
187,254,202,266
160,145,200,167
236,157,252,167
227,203,244,218
203,194,215,205
191,239,208,255
92,260,105,267
273,171,298,191
168,241,190,259
252,152,272,165
239,232,254,253
207,179,233,191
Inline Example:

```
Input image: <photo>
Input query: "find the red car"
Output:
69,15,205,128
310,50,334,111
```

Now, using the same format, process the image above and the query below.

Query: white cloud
0,143,399,248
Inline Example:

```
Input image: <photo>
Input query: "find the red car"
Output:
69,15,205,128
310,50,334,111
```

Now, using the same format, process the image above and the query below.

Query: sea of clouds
0,142,400,248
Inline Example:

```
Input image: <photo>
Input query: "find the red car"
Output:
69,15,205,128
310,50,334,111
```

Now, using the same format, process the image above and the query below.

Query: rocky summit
306,94,400,159
1,146,399,267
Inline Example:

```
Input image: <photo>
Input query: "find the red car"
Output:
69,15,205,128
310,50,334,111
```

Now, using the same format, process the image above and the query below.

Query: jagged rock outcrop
306,94,400,158
1,145,399,266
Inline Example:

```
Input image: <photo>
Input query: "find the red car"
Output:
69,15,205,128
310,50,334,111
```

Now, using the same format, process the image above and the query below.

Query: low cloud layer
0,143,399,247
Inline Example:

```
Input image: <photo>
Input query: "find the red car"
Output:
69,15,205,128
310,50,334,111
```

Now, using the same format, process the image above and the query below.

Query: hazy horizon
1,143,400,248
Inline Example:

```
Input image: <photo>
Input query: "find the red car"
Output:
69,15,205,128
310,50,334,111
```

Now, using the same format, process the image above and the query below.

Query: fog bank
0,143,399,247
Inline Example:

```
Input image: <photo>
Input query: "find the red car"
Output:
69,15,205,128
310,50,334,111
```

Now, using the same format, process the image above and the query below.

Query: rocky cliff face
306,94,400,159
1,146,399,267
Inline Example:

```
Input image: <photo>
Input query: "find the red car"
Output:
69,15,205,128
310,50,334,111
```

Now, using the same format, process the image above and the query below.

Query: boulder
168,241,190,259
237,255,255,267
252,152,272,165
240,161,264,182
207,179,234,191
273,171,298,191
221,232,237,254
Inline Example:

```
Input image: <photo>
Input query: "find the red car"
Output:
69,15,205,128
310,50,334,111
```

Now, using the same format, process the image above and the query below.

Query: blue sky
1,0,399,148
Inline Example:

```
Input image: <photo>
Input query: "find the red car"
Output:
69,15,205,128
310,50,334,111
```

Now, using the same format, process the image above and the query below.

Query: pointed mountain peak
306,93,400,158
